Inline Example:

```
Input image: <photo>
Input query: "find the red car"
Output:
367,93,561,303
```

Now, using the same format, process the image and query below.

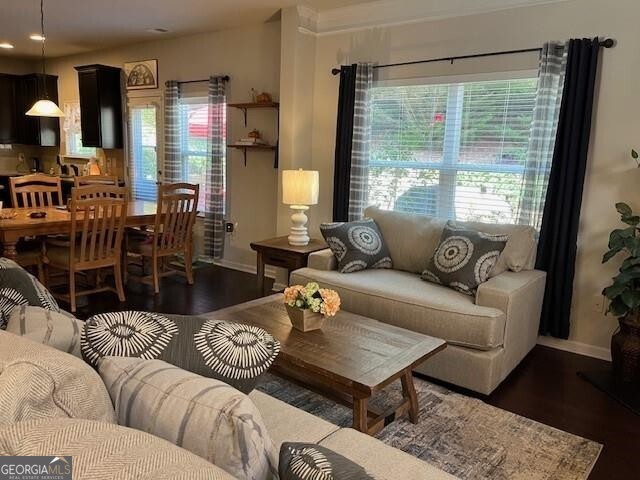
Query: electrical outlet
593,294,608,314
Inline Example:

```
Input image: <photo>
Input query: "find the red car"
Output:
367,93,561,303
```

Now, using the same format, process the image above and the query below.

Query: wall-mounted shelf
228,144,278,167
227,102,279,168
228,102,279,126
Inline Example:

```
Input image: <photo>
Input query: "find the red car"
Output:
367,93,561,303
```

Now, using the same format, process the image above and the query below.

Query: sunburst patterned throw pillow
82,311,280,393
320,219,393,273
422,221,509,296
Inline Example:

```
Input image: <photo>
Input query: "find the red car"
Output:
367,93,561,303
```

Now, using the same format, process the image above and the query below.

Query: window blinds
368,77,538,225
128,104,158,201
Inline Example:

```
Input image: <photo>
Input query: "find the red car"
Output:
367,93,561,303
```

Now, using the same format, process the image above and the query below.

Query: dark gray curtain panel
537,38,601,339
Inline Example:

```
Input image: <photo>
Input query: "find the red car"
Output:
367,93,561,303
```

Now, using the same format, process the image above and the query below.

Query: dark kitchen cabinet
14,74,60,147
0,74,17,144
75,64,123,149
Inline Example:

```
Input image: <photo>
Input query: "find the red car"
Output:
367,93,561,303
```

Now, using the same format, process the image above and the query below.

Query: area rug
257,373,602,480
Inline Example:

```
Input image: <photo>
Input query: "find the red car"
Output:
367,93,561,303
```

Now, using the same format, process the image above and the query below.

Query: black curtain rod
177,75,230,84
330,38,615,75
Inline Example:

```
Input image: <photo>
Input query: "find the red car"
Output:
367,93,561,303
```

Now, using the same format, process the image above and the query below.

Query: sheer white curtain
516,42,568,229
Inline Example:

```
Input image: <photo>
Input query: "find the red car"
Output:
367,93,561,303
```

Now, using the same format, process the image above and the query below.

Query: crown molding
312,0,571,36
296,5,319,34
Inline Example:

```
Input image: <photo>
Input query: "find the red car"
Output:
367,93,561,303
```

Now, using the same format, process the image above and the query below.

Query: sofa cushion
0,419,235,480
99,356,277,480
365,206,445,274
279,442,375,480
460,220,537,276
422,221,508,296
319,428,457,480
82,311,280,393
0,257,60,329
290,268,505,350
0,330,116,425
364,207,537,276
320,219,393,273
249,390,340,448
6,305,84,358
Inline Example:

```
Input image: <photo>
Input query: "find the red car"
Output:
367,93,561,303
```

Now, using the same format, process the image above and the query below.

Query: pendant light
26,0,64,117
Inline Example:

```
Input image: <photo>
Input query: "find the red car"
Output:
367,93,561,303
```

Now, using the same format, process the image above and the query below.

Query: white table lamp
282,169,319,246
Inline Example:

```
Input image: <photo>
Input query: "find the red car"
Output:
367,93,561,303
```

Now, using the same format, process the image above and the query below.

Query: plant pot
285,305,325,332
611,316,640,384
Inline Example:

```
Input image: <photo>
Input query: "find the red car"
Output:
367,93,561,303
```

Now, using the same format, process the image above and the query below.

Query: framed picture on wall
124,59,158,90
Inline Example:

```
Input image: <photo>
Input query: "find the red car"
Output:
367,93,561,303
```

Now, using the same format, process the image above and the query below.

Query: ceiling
0,0,371,58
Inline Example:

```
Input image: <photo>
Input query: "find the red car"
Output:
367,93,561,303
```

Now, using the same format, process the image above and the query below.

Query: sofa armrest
476,270,546,312
308,249,337,271
476,270,546,375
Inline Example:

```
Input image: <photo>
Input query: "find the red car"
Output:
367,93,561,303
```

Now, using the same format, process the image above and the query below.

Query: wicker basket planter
611,317,640,384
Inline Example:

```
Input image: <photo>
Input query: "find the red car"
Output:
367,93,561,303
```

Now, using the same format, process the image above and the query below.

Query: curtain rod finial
331,68,341,76
600,38,615,48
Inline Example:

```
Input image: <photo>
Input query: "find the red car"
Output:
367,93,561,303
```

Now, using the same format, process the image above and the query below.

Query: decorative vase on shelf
285,305,325,332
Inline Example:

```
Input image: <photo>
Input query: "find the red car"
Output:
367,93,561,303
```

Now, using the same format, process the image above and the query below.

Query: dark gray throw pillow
0,257,60,330
279,442,375,480
320,218,392,273
422,221,508,296
81,311,280,393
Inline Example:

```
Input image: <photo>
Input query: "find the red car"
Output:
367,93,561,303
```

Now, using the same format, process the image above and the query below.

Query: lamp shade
26,99,65,118
282,169,319,206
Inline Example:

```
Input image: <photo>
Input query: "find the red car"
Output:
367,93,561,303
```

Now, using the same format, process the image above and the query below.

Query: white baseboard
537,336,611,362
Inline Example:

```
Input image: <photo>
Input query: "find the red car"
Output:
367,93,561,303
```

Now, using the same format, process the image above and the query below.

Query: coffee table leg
401,370,419,423
353,396,369,433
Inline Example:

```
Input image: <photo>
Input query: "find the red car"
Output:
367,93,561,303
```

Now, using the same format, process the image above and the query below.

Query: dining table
0,200,158,260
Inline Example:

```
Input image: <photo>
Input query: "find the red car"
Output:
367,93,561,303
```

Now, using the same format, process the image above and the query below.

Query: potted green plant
602,153,640,383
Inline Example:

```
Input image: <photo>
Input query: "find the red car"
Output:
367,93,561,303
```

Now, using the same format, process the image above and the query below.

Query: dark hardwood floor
76,265,639,480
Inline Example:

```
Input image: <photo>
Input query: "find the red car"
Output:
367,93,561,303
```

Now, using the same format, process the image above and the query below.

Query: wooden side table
250,236,327,294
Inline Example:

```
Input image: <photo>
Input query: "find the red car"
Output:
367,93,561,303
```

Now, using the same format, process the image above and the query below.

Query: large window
368,75,538,224
178,96,226,212
129,103,158,201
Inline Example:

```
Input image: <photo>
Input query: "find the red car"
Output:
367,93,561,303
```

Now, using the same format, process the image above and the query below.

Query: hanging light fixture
26,0,64,117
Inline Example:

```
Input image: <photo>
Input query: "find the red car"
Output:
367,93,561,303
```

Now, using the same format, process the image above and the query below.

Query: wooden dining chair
44,185,128,312
126,183,199,294
10,173,63,208
74,175,118,188
8,173,64,280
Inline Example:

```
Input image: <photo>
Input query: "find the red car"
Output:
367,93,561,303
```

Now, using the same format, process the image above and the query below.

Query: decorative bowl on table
283,282,341,332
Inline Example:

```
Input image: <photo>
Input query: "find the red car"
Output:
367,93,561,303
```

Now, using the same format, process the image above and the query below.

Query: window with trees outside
129,103,158,201
368,75,538,225
179,97,224,212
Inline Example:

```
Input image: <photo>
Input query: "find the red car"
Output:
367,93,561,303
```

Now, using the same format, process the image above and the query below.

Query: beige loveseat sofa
291,207,547,395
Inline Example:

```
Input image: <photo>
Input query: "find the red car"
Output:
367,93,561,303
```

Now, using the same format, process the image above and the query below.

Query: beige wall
0,56,36,75
301,0,639,352
45,22,281,267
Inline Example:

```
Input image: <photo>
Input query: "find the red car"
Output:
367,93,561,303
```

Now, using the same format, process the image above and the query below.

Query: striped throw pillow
6,306,84,358
99,356,278,480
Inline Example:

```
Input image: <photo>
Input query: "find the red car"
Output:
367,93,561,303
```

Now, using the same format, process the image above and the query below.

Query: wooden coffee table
208,295,446,435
